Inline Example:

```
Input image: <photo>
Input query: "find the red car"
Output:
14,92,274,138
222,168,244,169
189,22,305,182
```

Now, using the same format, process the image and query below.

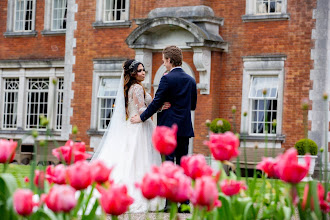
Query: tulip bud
205,119,211,127
52,78,57,85
231,106,237,114
301,98,309,110
323,92,328,100
72,125,78,134
320,148,324,153
40,115,49,126
262,88,267,96
39,140,46,147
272,119,277,127
243,112,247,117
31,130,39,138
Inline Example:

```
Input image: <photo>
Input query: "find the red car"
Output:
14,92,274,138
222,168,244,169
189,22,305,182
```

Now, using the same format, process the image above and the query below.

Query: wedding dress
91,73,164,213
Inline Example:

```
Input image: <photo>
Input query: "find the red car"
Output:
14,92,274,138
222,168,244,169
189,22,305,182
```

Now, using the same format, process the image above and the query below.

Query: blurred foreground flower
152,124,178,155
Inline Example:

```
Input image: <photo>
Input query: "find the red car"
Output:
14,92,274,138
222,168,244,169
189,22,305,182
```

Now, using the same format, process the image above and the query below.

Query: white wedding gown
92,83,165,213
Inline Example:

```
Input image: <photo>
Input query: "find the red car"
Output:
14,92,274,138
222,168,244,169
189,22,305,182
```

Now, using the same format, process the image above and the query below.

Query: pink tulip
97,184,134,216
256,157,280,178
34,170,45,189
152,124,177,155
181,154,213,179
220,179,247,196
24,176,30,183
90,160,113,184
276,148,310,184
302,183,330,213
152,161,184,179
135,172,163,200
163,172,192,203
0,139,18,163
45,185,77,212
13,189,34,216
190,176,221,210
66,160,92,190
46,164,66,184
204,132,239,162
52,140,91,165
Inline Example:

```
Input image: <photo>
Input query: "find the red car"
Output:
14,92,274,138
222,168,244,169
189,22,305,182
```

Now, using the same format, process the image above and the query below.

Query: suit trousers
165,136,189,165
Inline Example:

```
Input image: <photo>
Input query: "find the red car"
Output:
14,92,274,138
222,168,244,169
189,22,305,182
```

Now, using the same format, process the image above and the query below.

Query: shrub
294,139,318,156
209,118,231,133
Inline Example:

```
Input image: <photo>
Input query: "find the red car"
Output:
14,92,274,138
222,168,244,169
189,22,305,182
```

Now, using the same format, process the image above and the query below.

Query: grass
0,164,34,188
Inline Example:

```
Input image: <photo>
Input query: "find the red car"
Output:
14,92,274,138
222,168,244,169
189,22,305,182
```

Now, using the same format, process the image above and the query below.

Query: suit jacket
140,67,197,137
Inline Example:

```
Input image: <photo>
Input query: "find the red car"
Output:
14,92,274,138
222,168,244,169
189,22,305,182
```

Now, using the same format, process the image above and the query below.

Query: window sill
242,13,290,22
92,20,132,28
87,129,105,136
41,30,66,36
239,133,286,142
0,129,61,136
4,31,38,38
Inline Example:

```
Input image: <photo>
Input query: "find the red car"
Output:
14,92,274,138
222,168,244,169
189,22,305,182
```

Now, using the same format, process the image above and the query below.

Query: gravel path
107,213,192,220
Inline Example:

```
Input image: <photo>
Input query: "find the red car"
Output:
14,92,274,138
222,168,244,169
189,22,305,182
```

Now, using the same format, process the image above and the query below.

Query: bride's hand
130,115,142,123
162,102,171,110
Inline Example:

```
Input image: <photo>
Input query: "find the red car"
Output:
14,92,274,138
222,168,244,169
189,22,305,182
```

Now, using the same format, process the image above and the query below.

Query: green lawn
0,164,33,188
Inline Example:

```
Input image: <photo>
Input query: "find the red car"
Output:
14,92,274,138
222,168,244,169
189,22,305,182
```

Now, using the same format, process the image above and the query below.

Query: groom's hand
130,115,142,123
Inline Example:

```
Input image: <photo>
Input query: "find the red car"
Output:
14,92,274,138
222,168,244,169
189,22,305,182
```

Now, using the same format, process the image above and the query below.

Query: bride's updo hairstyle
123,59,146,119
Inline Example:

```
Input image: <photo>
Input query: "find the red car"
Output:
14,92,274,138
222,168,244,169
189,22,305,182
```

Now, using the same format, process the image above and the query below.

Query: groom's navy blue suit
140,67,197,165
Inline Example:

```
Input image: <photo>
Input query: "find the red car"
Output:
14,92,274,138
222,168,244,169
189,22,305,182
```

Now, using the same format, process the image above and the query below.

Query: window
240,55,286,146
97,78,120,130
256,0,282,14
242,0,289,22
249,77,278,134
14,0,35,32
52,0,67,30
55,78,64,130
5,0,37,36
93,0,131,28
3,79,19,129
26,79,49,129
104,0,127,22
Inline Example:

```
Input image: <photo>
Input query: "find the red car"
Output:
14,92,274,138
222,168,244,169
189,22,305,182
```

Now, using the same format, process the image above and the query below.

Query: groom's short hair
163,45,183,67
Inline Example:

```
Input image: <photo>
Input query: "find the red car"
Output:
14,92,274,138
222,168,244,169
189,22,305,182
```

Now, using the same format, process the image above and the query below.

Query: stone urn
297,155,318,182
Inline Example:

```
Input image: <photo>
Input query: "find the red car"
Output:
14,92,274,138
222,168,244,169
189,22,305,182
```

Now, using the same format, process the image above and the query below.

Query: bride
91,59,166,212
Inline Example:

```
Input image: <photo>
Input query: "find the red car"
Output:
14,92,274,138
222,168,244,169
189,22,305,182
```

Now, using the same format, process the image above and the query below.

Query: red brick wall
0,1,65,60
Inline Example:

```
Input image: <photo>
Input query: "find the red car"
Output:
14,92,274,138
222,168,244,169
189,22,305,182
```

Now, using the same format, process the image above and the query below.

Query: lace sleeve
132,84,147,115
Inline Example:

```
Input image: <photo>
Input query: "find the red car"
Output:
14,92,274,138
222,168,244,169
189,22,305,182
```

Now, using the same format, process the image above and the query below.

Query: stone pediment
126,5,227,51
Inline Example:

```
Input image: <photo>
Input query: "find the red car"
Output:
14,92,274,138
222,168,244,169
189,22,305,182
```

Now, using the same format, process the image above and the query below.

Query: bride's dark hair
123,59,146,119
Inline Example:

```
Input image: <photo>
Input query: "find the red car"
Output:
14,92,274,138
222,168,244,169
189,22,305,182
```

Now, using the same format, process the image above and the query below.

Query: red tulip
24,176,30,183
0,139,18,163
34,170,45,189
45,185,77,212
220,179,247,196
67,160,92,190
276,148,310,184
52,140,91,165
204,132,239,162
90,160,113,184
256,157,280,178
13,189,34,216
163,172,192,203
98,184,134,216
152,161,184,179
181,154,213,179
46,164,66,184
302,183,330,213
135,172,163,200
190,176,221,210
152,124,177,155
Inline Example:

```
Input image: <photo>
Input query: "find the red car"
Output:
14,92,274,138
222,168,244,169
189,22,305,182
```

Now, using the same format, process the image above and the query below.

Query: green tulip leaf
0,173,18,199
218,193,231,219
243,201,255,220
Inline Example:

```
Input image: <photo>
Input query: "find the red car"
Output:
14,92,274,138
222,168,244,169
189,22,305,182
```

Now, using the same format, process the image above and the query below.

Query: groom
131,45,197,212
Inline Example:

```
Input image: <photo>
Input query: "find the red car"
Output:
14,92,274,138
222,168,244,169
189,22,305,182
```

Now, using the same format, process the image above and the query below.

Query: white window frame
5,0,37,35
42,0,67,35
97,77,120,131
248,76,279,135
2,78,20,130
14,0,36,32
240,56,286,145
51,0,67,31
55,77,64,131
103,0,128,22
243,0,289,22
0,62,65,134
94,0,131,28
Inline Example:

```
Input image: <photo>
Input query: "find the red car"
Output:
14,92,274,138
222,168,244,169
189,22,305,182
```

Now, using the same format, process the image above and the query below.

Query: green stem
243,118,248,183
82,183,96,216
111,216,119,220
264,98,268,157
29,141,38,191
324,97,329,195
169,202,177,220
72,191,85,217
161,154,166,162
